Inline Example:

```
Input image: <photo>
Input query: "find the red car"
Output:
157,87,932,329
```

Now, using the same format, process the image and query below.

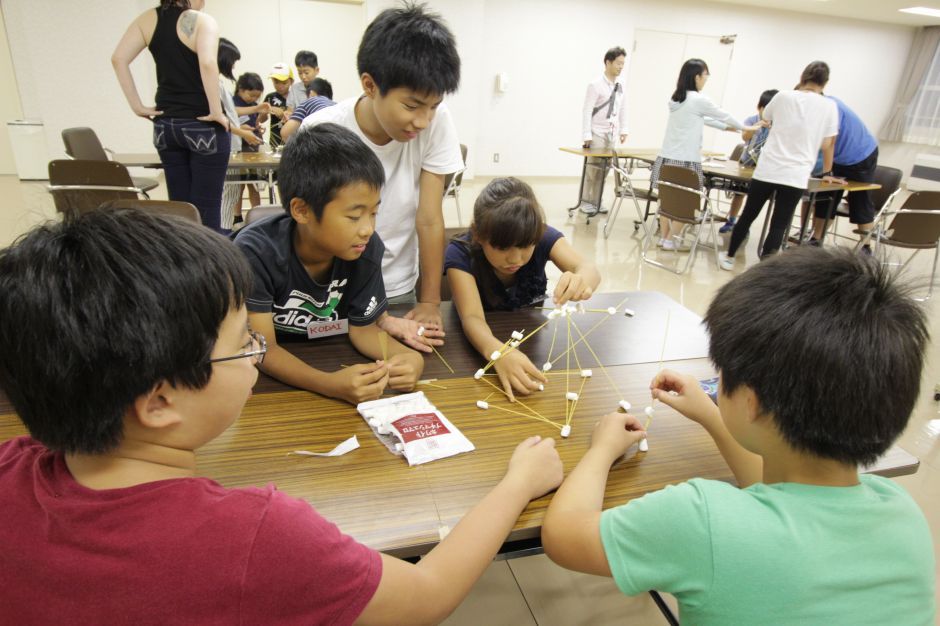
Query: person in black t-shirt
234,123,429,405
264,62,293,149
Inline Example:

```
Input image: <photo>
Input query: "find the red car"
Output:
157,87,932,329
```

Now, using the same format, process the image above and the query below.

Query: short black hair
357,2,460,96
235,72,263,93
705,247,928,466
672,58,709,103
604,47,626,63
307,77,333,100
217,37,240,81
0,210,253,454
278,123,385,221
294,50,318,69
757,88,778,110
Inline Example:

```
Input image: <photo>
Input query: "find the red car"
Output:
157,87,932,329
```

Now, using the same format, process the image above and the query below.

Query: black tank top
148,6,209,119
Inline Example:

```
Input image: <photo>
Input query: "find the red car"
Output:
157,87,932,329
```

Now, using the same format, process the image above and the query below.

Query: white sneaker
662,239,676,251
719,252,734,271
657,238,667,248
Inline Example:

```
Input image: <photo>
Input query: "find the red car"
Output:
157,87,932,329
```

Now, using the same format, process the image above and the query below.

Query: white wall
0,0,920,179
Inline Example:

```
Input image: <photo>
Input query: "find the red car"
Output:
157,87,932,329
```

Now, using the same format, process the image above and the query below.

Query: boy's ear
129,381,183,431
741,385,765,424
290,198,314,223
360,73,378,99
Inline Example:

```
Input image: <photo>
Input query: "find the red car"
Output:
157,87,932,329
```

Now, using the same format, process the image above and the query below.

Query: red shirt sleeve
239,490,382,625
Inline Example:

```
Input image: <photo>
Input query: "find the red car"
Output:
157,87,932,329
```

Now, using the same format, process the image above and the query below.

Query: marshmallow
490,350,502,361
644,406,654,417
474,369,485,380
394,442,405,452
607,306,617,315
548,309,561,319
417,326,425,337
580,369,593,378
623,308,636,317
577,302,585,313
538,384,545,391
566,392,579,401
476,400,489,410
368,417,380,428
510,340,520,348
511,330,524,340
561,425,571,438
639,438,649,452
377,425,391,435
542,362,552,372
618,400,632,411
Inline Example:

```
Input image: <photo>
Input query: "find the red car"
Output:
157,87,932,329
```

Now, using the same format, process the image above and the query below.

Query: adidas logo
363,296,378,317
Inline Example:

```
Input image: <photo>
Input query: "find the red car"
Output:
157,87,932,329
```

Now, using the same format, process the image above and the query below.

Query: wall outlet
493,153,499,163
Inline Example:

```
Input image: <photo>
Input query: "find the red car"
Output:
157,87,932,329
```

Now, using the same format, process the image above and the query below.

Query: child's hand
589,412,646,462
269,106,285,119
326,362,388,404
553,272,593,305
134,105,163,119
377,313,445,353
256,102,271,115
494,351,548,401
404,302,443,329
242,131,262,146
386,352,424,391
503,435,563,500
650,369,721,426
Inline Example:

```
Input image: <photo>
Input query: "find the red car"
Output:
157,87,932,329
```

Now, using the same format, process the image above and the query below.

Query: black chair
867,190,940,301
824,165,903,246
62,127,159,196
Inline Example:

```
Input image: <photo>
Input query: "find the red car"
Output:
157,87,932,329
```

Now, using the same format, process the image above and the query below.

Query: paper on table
289,436,360,457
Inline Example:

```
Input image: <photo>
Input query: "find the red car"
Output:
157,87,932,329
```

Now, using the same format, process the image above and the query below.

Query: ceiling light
900,7,940,18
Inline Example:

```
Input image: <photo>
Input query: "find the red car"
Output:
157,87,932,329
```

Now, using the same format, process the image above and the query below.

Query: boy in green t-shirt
543,247,935,625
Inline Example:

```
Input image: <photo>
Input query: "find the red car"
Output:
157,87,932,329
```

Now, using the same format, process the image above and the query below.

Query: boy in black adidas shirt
235,123,423,404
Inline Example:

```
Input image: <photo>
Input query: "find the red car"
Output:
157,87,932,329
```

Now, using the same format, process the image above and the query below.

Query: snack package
357,392,475,466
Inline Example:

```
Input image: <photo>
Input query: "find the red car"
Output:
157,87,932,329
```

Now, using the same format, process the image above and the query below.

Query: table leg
567,157,589,214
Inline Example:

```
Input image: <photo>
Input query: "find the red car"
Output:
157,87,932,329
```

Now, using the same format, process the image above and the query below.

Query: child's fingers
359,362,389,383
498,371,516,402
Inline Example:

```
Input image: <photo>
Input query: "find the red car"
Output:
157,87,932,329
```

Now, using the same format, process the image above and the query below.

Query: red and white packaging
357,392,474,466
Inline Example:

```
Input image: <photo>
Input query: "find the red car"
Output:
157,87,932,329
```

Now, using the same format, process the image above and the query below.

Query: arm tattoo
179,11,197,37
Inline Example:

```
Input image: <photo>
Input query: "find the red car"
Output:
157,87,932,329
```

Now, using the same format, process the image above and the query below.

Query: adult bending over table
720,61,839,270
113,0,230,232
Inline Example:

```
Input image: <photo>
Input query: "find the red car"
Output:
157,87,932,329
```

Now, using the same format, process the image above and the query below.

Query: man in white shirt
301,4,463,335
579,47,629,215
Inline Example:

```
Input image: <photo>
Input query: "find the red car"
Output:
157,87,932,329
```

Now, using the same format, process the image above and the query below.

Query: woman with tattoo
112,0,231,232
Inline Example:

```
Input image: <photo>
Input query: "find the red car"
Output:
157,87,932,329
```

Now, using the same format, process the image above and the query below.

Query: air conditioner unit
908,153,940,191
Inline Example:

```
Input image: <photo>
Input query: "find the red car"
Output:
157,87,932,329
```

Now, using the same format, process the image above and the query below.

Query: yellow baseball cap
269,62,293,80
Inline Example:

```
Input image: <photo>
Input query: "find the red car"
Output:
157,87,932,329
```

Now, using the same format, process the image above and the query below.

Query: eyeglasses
209,330,267,365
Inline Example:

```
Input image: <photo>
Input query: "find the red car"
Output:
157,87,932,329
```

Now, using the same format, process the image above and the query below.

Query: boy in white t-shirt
721,61,840,269
302,3,463,339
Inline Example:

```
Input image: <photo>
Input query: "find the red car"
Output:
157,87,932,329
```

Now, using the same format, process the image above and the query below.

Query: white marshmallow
377,425,391,435
644,406,654,417
394,442,405,452
577,302,585,313
566,392,579,401
561,425,571,438
474,369,485,380
623,308,636,317
580,369,593,378
548,309,561,319
490,350,502,361
638,438,649,452
510,340,520,348
368,417,380,428
417,326,425,337
542,362,552,372
607,306,617,315
511,330,524,340
538,384,545,391
476,400,489,410
618,400,632,411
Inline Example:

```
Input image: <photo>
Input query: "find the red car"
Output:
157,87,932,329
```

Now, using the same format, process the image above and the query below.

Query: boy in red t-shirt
0,210,562,625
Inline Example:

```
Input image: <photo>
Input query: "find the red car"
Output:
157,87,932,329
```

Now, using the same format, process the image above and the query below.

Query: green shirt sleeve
599,479,715,605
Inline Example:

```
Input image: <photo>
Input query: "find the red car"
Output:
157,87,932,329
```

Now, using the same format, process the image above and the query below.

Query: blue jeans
153,118,231,231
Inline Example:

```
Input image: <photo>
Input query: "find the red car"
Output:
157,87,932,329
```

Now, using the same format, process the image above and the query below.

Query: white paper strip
289,436,360,457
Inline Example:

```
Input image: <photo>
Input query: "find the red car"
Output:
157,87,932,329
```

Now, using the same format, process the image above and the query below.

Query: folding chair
97,199,200,223
47,160,148,220
442,144,468,226
605,159,652,239
824,165,903,247
62,127,159,196
863,190,940,301
641,164,725,274
244,203,285,225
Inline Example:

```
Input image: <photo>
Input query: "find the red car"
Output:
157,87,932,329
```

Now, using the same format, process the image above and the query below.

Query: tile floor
1,170,937,624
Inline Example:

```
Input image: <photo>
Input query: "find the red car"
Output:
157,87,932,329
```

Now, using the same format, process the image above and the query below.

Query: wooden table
0,291,919,558
115,152,282,203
